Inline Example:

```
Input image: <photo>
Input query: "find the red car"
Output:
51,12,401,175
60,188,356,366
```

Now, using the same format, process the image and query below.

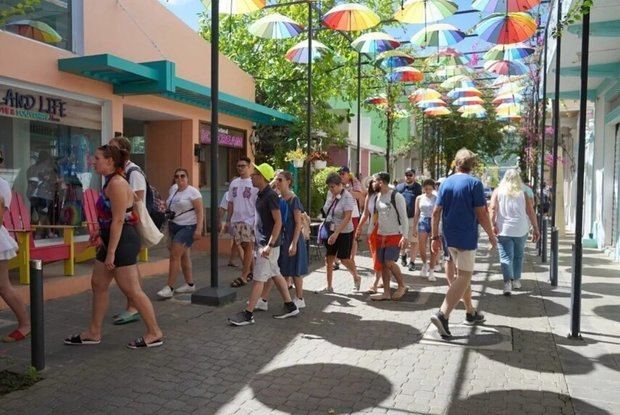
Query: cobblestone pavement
0,237,618,415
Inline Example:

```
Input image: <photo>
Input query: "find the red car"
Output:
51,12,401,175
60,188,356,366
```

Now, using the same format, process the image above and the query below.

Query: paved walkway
0,237,618,415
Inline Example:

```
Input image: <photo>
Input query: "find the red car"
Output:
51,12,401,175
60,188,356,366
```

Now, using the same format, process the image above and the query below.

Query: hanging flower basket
313,160,327,170
292,159,305,168
285,148,307,169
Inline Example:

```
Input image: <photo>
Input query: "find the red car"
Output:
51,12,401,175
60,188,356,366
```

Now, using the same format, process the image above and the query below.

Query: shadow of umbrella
598,353,620,372
251,363,392,414
581,283,620,296
479,293,569,318
593,305,620,323
447,390,610,415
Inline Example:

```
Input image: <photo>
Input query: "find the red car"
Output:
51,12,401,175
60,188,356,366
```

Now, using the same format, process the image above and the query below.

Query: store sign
0,88,67,122
200,123,245,148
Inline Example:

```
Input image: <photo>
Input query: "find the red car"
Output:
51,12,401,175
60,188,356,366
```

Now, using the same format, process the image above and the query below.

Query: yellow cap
252,162,276,181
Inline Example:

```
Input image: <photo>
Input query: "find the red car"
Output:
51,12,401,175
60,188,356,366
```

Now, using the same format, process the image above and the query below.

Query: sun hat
253,163,276,181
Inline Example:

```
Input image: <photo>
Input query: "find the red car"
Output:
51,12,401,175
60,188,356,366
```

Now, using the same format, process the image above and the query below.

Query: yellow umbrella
5,20,62,43
201,0,265,15
394,0,458,24
425,106,452,116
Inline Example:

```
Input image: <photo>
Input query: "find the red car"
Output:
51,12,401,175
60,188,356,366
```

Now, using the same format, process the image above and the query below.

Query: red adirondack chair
3,191,75,284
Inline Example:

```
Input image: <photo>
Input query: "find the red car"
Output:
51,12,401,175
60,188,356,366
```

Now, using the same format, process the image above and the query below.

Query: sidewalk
0,238,617,414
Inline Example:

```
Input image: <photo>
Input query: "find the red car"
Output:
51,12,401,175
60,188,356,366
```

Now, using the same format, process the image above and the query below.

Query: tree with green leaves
0,0,41,25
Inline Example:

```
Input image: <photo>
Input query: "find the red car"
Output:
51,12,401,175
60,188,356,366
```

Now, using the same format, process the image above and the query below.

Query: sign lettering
0,88,67,122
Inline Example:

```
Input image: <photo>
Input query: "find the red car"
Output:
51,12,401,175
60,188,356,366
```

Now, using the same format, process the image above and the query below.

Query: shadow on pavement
250,363,392,414
597,353,620,372
592,305,620,323
581,283,620,297
479,293,569,318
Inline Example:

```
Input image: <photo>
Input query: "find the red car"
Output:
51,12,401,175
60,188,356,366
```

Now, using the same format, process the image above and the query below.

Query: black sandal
127,337,163,349
231,277,248,288
64,334,101,345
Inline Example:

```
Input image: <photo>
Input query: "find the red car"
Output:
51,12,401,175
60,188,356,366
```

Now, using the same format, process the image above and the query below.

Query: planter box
313,160,327,170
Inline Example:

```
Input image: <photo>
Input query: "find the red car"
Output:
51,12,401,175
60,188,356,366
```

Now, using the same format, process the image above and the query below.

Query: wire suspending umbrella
376,50,415,69
386,67,425,83
351,32,400,54
248,13,303,38
484,43,535,61
5,20,62,43
323,3,380,31
202,0,265,14
472,0,541,13
484,59,529,75
285,39,330,64
394,0,458,24
474,12,537,44
411,23,465,48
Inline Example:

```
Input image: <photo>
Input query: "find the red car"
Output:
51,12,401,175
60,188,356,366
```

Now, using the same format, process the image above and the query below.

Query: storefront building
0,0,293,240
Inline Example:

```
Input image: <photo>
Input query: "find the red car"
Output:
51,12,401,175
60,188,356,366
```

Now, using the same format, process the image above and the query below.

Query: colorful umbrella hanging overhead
471,0,541,14
492,92,524,104
496,82,526,95
410,23,466,48
201,0,265,14
417,99,447,109
484,43,535,61
323,3,380,31
491,74,526,86
484,59,529,76
447,86,483,99
248,13,303,39
474,12,537,44
386,67,425,83
434,65,472,79
376,50,416,69
409,88,442,102
425,106,452,116
458,104,486,113
440,75,474,89
394,0,458,24
351,32,400,54
365,95,389,105
5,20,62,43
452,96,485,106
285,39,330,64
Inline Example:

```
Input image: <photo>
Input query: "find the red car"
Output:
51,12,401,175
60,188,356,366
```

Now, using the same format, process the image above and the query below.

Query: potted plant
284,148,306,168
307,151,330,170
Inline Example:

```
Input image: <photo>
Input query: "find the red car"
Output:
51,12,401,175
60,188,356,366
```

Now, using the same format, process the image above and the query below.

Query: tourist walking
156,169,203,298
317,172,361,293
227,157,258,287
430,148,497,338
0,152,31,343
413,179,438,282
396,168,422,271
370,172,409,301
218,189,243,267
65,144,163,348
355,177,382,293
338,166,364,265
490,169,540,296
228,163,299,326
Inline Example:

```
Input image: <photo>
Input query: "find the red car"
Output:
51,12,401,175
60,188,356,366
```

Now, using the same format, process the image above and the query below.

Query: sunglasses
174,174,186,179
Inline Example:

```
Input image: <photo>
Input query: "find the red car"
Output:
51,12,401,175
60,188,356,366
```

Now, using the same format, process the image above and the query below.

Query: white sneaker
513,279,522,289
157,286,174,299
174,283,196,294
428,269,436,282
503,281,512,296
255,298,269,311
420,264,428,278
434,264,441,272
293,298,306,309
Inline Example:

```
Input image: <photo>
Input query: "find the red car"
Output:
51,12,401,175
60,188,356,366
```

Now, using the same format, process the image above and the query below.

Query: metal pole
570,8,590,339
210,0,220,289
542,217,548,263
30,260,44,371
356,52,362,177
539,31,549,259
306,1,312,213
421,115,425,174
550,0,562,286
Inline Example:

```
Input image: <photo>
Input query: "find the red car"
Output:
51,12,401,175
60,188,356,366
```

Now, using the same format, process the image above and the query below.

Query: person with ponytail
64,144,163,349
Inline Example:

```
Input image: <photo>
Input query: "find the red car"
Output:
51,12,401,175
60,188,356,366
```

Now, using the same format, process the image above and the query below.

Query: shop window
1,0,73,51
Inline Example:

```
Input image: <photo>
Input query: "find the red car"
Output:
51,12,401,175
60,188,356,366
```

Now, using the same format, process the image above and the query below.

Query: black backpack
126,165,166,229
375,190,401,226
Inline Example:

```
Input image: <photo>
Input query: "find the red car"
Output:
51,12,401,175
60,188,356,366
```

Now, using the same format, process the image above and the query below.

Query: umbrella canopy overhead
433,65,472,79
472,0,541,13
409,88,442,102
248,13,303,39
452,96,485,106
447,87,483,99
496,82,526,95
285,39,330,64
323,3,380,31
376,50,415,68
474,12,537,44
365,95,389,105
202,0,265,14
410,23,466,48
484,43,535,61
440,75,474,89
394,0,458,24
386,67,425,83
417,98,447,108
458,104,486,113
5,20,62,43
425,106,452,116
351,32,400,54
484,59,529,76
426,48,470,66
491,74,526,86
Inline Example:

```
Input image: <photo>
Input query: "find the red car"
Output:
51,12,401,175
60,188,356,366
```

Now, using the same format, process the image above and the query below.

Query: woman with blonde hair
490,169,540,296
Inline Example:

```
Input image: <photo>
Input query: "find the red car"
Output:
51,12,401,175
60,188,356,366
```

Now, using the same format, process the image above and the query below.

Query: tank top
96,173,138,231
496,189,529,237
418,193,436,219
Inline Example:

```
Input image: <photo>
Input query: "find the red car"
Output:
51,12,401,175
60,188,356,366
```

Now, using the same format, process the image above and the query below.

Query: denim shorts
169,222,197,247
417,217,431,234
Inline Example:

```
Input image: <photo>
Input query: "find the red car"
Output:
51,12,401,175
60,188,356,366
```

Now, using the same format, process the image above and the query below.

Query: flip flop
112,311,140,325
230,277,248,288
2,329,30,343
127,337,164,349
64,334,101,345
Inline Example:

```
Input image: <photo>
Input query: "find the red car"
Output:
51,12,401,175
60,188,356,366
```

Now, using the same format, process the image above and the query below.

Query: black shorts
96,224,141,267
324,231,353,260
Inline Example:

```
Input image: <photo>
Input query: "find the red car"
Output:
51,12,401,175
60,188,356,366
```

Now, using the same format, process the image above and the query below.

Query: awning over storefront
58,54,295,126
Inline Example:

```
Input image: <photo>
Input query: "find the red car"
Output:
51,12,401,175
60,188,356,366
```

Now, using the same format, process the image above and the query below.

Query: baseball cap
405,168,416,175
252,163,276,181
338,166,350,173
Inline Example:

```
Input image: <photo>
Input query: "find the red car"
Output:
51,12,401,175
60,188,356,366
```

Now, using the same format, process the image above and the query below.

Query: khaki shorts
232,222,255,245
408,218,418,243
447,247,476,272
253,246,281,282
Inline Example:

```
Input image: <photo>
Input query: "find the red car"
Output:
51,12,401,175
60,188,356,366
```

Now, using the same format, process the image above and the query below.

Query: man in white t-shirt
227,156,258,287
109,136,146,325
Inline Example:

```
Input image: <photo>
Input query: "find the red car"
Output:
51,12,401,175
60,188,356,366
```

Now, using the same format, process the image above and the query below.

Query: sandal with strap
112,311,140,325
2,329,30,343
64,334,101,345
127,337,163,349
230,277,248,288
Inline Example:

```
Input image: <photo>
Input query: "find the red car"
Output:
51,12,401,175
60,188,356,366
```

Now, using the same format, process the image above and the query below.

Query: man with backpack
370,172,410,301
396,168,422,271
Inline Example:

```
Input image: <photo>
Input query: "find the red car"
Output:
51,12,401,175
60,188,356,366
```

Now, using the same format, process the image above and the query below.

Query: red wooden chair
4,191,75,284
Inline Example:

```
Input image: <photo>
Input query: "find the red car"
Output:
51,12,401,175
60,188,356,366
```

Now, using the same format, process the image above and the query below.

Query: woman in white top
412,179,438,281
157,168,204,299
490,169,540,296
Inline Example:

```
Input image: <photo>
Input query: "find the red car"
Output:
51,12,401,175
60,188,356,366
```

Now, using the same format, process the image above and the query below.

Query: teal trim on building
605,107,620,125
559,62,620,78
568,20,620,37
545,90,597,100
58,54,295,126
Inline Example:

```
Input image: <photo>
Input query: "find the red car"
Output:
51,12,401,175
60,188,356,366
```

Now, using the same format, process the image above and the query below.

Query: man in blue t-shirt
429,148,497,338
396,168,422,271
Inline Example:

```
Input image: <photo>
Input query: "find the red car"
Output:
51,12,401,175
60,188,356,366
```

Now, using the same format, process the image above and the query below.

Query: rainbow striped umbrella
394,0,458,24
458,104,486,113
497,82,526,95
285,39,330,64
440,75,474,89
484,59,529,76
484,43,535,61
472,0,541,13
409,88,442,102
492,92,524,104
386,67,425,83
5,20,62,43
425,106,452,116
202,0,265,14
453,96,485,106
447,87,483,99
323,3,380,31
417,99,447,109
474,12,537,44
351,32,400,54
491,74,526,87
248,13,303,39
365,95,389,105
434,65,472,78
496,103,522,117
410,23,465,48
376,50,416,69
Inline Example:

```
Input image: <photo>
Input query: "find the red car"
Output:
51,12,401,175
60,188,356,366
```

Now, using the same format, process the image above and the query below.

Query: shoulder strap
390,190,401,226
